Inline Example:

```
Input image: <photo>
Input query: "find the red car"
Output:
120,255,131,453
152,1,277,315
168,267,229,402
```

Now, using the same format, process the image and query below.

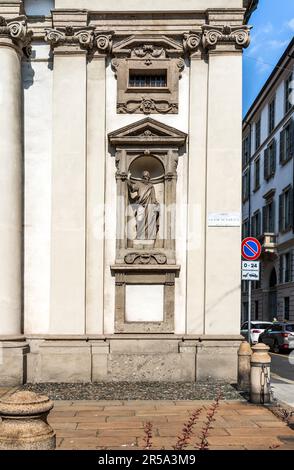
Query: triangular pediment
113,34,183,56
108,117,187,147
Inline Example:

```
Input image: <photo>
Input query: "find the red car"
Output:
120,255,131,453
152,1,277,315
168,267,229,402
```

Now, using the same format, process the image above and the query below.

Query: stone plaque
125,284,164,322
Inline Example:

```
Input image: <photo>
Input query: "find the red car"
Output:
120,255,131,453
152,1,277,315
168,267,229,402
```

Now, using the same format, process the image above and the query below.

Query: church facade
0,0,257,385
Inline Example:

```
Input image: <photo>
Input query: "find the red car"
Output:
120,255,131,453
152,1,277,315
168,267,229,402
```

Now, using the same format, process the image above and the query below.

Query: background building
242,38,294,323
0,0,256,385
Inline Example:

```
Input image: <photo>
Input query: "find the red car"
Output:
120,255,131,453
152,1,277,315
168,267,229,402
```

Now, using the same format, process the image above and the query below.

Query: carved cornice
45,26,94,50
202,25,251,50
124,253,167,265
0,15,32,55
112,35,184,59
117,97,178,115
45,26,113,54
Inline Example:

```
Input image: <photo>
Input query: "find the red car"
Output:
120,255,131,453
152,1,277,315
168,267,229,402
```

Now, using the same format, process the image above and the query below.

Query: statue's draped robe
129,180,159,240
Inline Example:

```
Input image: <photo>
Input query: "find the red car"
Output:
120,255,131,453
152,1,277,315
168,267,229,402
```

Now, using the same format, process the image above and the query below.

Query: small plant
143,421,153,450
195,392,222,450
172,408,202,450
140,393,222,450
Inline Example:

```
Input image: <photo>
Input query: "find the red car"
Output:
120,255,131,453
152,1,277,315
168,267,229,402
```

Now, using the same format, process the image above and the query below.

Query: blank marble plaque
125,284,164,322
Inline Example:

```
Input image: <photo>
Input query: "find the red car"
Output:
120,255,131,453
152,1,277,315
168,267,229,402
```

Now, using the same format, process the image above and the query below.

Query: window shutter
290,188,294,229
279,256,283,284
271,200,275,233
280,129,285,163
251,216,255,237
262,206,267,233
264,148,269,179
257,211,261,237
279,193,283,232
271,139,276,175
289,119,294,158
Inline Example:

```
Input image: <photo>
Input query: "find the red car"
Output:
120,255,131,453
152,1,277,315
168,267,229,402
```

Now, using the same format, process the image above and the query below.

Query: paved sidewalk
47,400,294,450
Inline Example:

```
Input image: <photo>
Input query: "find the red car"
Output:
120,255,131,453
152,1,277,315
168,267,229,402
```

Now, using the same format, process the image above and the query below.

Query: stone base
0,335,242,384
0,340,29,386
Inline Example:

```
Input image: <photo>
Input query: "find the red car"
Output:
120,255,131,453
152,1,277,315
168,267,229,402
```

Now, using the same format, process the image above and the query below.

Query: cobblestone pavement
48,400,294,450
20,381,242,401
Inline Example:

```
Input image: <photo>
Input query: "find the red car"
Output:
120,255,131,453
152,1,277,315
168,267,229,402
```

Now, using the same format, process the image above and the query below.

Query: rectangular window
268,97,275,134
251,210,261,238
280,253,292,283
264,139,276,180
284,297,290,321
254,157,260,190
255,300,259,320
255,119,261,150
129,71,167,88
242,134,251,167
280,186,293,232
285,73,293,114
280,119,294,165
242,219,250,239
242,169,250,202
263,200,275,233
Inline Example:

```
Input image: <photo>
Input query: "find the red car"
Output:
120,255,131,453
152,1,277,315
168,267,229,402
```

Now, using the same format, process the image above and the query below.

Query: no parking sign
241,237,261,261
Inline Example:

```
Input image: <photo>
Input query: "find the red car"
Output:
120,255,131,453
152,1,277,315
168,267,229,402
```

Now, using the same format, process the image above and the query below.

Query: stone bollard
237,340,252,391
0,391,56,450
250,343,271,404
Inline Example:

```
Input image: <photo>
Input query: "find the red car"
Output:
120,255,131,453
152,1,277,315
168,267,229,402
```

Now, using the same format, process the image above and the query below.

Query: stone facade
0,0,256,384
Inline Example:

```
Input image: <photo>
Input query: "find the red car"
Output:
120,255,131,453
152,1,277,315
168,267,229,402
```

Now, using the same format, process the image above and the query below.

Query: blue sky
243,0,294,116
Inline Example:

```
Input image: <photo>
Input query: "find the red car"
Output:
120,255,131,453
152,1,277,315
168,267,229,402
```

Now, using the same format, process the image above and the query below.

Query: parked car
240,321,273,344
258,322,294,353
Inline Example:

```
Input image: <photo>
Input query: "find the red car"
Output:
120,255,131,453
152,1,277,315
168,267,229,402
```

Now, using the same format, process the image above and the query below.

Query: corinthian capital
202,25,251,51
183,31,201,54
45,26,94,51
0,15,32,54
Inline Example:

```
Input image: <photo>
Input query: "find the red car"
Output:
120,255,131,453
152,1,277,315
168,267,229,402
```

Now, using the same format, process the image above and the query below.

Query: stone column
45,26,93,334
203,21,251,335
184,33,208,334
86,34,112,334
0,16,31,335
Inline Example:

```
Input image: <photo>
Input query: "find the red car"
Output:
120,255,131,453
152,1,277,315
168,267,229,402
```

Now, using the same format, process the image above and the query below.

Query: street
271,352,294,382
270,352,294,407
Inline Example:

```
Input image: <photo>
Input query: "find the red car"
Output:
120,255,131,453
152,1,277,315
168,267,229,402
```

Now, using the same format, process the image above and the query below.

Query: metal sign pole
248,280,252,344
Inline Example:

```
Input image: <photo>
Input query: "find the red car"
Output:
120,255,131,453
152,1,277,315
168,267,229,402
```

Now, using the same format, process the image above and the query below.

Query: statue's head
142,170,150,181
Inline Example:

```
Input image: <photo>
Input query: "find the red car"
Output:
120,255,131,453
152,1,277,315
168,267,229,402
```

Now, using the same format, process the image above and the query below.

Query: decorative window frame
111,35,185,115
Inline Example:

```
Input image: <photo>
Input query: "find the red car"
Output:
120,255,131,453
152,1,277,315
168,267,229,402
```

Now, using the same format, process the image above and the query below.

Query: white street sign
241,261,260,281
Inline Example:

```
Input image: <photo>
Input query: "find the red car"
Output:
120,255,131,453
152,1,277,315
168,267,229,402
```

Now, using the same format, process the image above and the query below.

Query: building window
129,71,167,88
242,169,250,202
254,156,260,191
264,139,276,180
255,300,259,320
280,119,294,165
279,186,293,232
262,200,275,233
242,219,250,239
284,297,290,321
242,134,251,167
280,253,292,283
285,73,293,114
255,118,261,151
251,210,261,238
268,97,275,134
